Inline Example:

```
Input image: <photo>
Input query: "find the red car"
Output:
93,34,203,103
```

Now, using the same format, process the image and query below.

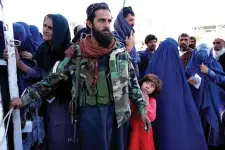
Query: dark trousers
78,104,129,150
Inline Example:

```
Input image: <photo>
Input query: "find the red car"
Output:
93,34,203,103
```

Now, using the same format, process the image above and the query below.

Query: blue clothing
16,22,37,54
29,25,43,49
207,68,225,85
138,49,154,79
185,44,225,146
145,38,207,150
77,105,128,150
14,22,39,87
31,14,73,150
13,23,26,44
13,23,38,94
13,22,45,150
113,9,140,77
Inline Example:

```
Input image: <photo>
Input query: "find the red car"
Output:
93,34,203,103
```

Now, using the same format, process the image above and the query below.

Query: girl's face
141,81,156,95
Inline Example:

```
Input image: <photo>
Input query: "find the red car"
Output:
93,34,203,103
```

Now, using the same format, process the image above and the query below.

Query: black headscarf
33,14,71,73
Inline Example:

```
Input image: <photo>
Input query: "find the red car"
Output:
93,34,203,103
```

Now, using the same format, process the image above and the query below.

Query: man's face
125,14,135,27
147,40,157,52
213,38,224,51
88,9,114,48
179,36,190,51
42,17,53,41
189,39,196,49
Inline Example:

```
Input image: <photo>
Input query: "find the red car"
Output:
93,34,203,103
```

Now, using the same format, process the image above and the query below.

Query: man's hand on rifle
9,98,25,109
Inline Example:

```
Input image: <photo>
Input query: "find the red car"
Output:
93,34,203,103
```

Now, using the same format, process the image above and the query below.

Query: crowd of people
0,2,225,150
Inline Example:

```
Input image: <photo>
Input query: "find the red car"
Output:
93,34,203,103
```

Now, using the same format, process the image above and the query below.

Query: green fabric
21,42,147,127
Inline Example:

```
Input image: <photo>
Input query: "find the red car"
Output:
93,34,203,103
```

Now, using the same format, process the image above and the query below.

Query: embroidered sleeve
21,57,75,105
127,53,147,115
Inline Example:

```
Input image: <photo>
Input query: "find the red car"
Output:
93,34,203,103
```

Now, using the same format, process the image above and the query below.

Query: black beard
179,45,188,51
148,48,155,52
189,44,195,49
92,27,113,48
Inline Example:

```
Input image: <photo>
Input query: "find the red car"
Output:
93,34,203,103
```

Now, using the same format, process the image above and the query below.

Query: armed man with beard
9,2,150,150
178,33,193,68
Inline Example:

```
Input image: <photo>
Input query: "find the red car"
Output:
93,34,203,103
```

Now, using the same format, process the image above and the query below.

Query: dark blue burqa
13,23,45,150
145,38,207,150
13,23,37,94
16,22,37,54
29,25,43,48
185,44,225,146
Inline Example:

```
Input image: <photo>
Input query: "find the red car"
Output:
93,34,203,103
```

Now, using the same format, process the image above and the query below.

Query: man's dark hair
86,3,110,23
190,36,196,42
145,34,157,44
123,6,135,18
178,33,190,41
86,3,110,30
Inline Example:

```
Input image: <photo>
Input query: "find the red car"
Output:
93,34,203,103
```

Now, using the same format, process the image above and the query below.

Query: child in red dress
128,74,162,150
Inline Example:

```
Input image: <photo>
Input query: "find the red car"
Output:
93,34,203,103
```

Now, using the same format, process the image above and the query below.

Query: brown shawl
180,47,193,68
80,35,116,87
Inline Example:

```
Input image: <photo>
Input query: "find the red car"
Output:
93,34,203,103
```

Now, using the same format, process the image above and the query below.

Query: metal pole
0,0,23,150
122,0,126,8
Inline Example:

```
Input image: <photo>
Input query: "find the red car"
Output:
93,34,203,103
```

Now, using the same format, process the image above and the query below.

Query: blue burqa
185,44,225,146
16,22,37,54
113,9,140,76
145,38,207,150
13,23,37,94
29,25,43,48
13,22,45,150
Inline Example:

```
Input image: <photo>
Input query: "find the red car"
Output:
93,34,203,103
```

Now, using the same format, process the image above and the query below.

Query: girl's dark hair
139,74,162,97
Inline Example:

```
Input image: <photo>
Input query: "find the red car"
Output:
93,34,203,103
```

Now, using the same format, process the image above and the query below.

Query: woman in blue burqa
185,43,225,148
145,38,207,150
29,25,43,49
3,22,45,150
